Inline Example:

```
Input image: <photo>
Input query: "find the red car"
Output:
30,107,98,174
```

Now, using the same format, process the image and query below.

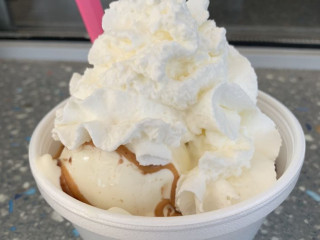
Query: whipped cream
50,0,281,215
53,0,257,165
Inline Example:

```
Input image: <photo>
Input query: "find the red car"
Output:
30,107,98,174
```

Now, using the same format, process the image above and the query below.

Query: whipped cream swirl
52,0,280,215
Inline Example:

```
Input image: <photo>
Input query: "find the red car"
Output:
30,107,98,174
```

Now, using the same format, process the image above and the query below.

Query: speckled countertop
0,59,319,240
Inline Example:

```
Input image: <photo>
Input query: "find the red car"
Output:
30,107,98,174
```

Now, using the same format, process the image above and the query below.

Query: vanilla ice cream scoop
38,143,190,216
38,0,281,217
60,144,176,216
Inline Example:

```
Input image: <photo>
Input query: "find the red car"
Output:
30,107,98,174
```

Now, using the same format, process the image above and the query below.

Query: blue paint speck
16,88,23,93
14,193,23,200
24,187,36,196
306,190,320,202
295,107,309,112
72,228,80,237
12,107,21,112
305,123,312,131
11,142,20,147
25,136,31,142
10,226,16,232
8,199,13,213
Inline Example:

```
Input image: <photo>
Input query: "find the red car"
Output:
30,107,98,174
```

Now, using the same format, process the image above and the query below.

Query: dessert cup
29,91,305,240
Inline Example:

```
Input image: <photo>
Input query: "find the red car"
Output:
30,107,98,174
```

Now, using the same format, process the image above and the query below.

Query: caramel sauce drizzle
58,159,91,205
55,142,181,216
115,145,182,217
53,144,64,159
54,143,89,203
83,141,94,147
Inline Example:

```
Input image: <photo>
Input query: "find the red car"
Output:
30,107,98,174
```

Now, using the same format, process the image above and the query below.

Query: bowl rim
29,91,305,228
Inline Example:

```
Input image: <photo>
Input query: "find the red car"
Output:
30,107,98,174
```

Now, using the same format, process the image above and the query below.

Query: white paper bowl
29,91,305,240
